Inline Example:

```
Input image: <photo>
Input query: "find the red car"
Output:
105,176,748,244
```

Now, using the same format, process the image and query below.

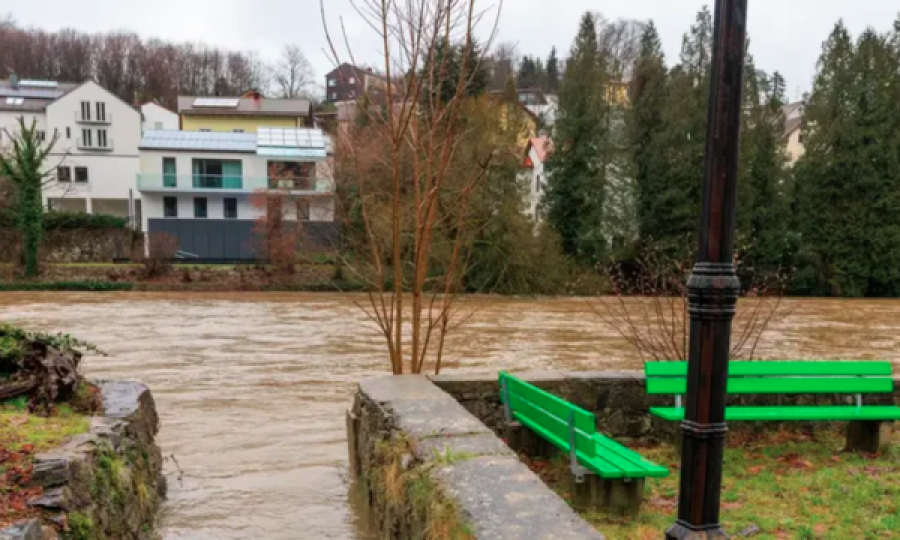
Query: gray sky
6,0,899,100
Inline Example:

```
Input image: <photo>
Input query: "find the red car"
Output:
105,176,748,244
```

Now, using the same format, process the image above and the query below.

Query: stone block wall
0,381,164,540
0,229,139,264
349,376,603,540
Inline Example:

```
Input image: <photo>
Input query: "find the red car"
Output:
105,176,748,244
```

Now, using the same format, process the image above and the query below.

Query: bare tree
274,44,315,99
322,0,502,375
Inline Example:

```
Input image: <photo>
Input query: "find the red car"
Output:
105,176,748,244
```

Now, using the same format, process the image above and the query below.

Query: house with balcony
0,76,143,223
137,127,337,260
177,95,315,133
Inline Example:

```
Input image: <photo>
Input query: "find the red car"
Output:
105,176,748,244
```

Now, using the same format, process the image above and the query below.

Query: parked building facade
0,77,143,223
137,128,337,260
177,96,314,133
520,137,550,222
783,101,805,165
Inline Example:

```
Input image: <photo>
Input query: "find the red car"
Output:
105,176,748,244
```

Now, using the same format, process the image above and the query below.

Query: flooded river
2,293,899,538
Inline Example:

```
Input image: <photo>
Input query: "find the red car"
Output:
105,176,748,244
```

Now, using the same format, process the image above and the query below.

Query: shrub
0,281,135,291
0,210,127,230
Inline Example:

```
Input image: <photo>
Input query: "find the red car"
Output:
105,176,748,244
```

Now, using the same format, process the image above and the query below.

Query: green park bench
645,361,900,452
499,371,668,514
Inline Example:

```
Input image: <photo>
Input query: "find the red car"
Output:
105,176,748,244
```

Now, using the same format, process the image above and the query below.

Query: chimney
9,71,18,89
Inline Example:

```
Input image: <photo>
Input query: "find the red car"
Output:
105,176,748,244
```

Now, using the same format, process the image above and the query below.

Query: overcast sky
6,0,899,100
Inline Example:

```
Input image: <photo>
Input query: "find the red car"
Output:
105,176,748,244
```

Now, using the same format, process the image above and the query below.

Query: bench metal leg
845,421,892,453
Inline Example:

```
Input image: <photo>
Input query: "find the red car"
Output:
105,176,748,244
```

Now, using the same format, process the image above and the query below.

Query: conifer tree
545,12,609,263
546,47,560,92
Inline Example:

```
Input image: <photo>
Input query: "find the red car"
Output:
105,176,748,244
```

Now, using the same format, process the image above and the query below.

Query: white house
0,77,142,223
141,102,179,132
520,137,551,221
137,128,337,260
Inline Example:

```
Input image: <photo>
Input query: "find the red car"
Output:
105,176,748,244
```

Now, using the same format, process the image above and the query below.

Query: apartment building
136,128,337,260
0,76,143,222
324,63,392,103
177,95,314,133
520,137,551,222
783,101,805,165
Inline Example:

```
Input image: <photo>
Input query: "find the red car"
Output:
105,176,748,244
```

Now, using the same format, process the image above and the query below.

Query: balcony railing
136,174,333,193
74,112,112,124
77,138,114,151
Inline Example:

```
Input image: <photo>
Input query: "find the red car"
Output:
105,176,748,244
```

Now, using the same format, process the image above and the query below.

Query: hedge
0,211,127,230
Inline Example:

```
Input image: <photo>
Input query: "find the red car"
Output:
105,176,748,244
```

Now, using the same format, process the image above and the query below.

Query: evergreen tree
627,21,668,245
427,40,489,104
794,22,867,295
641,7,713,252
546,47,560,92
544,12,609,263
518,56,537,88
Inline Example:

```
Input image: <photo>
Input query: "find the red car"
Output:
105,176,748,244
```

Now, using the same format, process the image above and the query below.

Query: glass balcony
136,174,333,193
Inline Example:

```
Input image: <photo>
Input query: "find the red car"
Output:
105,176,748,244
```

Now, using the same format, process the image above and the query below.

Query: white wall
42,81,142,211
0,111,47,143
522,145,545,221
141,103,179,132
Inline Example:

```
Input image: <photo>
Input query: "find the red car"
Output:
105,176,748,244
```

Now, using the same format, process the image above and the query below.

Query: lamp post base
665,522,729,540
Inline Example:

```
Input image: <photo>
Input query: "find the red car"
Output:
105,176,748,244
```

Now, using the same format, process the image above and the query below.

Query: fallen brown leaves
0,443,43,529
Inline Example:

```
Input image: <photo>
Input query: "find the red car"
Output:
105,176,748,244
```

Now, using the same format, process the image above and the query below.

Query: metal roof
139,130,258,152
177,96,312,117
256,128,328,160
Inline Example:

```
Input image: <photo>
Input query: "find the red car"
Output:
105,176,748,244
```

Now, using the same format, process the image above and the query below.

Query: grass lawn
0,397,91,528
527,429,900,539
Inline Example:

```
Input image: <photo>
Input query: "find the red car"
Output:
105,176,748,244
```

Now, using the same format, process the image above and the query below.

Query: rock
737,524,761,537
28,487,73,511
31,457,72,488
0,520,42,540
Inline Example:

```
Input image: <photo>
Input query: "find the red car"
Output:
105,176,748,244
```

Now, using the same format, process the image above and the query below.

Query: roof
139,128,330,159
0,79,80,113
177,96,313,118
140,130,258,152
326,63,388,81
783,117,802,138
527,137,552,163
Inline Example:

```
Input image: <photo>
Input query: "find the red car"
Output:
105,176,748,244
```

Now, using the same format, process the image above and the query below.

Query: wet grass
527,428,900,539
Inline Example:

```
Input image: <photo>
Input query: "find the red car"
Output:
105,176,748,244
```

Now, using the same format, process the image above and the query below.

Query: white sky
5,0,898,100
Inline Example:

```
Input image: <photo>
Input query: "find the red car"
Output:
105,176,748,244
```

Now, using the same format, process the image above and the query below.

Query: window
163,196,178,218
348,76,356,85
163,157,177,188
297,199,310,222
74,167,89,183
96,102,106,122
535,174,541,193
193,159,242,188
154,121,163,130
348,91,355,98
194,198,208,218
199,128,211,132
36,130,46,142
233,129,244,133
4,97,24,105
81,129,92,147
798,131,805,145
328,79,337,87
66,127,71,139
97,129,108,148
224,198,238,219
80,101,91,121
57,166,71,183
330,93,337,100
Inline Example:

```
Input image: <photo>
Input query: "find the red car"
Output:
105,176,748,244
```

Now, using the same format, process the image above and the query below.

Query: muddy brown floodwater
2,293,900,538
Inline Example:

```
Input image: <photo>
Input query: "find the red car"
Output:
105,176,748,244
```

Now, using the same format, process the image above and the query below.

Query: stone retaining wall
0,381,164,540
431,370,900,441
348,376,603,540
0,229,139,264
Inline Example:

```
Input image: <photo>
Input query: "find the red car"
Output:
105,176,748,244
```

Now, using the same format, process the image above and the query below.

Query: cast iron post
666,0,748,538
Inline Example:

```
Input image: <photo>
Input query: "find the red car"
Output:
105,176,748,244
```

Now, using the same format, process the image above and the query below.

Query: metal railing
74,111,112,124
136,174,333,193
77,138,114,151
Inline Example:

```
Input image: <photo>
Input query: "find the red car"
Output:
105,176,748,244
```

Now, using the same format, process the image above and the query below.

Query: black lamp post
665,0,748,538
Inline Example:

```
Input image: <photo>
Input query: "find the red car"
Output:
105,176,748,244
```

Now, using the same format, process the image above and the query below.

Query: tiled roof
529,137,552,163
177,96,312,117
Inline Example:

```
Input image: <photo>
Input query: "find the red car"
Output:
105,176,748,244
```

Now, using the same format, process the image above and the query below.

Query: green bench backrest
499,372,596,457
645,361,895,396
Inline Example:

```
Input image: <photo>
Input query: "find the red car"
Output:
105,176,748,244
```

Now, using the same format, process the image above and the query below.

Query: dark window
194,198,208,218
97,129,108,148
199,128,211,132
74,167,88,183
36,130,46,141
297,199,310,221
96,102,106,122
163,158,177,188
798,132,805,145
224,198,238,219
57,167,71,183
80,101,90,121
164,196,178,218
81,129,92,147
66,127,71,139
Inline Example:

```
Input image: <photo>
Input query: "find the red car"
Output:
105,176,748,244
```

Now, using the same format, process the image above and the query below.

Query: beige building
783,101,805,165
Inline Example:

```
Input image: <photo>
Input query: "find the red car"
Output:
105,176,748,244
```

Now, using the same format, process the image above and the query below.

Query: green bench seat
499,371,668,480
645,361,900,452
